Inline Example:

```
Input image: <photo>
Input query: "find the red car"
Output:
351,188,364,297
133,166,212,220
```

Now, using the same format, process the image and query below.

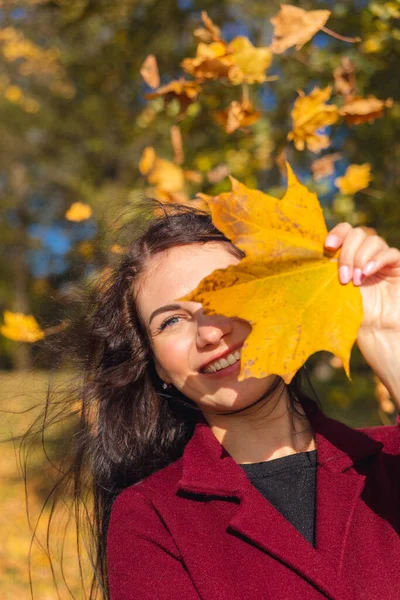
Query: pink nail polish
353,268,363,286
325,234,340,249
339,265,351,284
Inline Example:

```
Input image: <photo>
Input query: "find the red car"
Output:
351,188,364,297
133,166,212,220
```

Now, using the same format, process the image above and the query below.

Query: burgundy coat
107,399,400,599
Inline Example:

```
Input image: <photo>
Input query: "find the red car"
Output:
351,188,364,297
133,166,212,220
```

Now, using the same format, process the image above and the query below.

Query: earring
162,382,169,390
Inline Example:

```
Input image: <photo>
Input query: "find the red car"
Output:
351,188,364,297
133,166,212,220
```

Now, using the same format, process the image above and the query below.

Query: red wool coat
107,399,400,599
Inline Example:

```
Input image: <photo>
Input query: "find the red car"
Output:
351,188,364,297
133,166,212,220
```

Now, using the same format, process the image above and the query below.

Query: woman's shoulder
356,416,400,455
111,455,185,512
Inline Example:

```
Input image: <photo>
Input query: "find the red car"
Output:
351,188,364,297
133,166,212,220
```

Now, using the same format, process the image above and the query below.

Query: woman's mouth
200,348,241,377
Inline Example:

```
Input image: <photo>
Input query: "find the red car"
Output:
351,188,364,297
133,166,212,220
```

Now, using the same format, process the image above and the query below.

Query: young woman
34,204,400,599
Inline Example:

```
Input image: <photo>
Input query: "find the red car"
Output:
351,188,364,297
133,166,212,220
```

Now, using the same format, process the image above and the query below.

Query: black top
239,450,317,546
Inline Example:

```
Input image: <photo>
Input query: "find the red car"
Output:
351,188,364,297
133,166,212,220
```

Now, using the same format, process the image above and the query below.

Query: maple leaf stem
320,26,361,44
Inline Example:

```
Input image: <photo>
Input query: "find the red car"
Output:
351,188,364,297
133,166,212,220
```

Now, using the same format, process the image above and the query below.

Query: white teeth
203,349,241,373
227,353,237,365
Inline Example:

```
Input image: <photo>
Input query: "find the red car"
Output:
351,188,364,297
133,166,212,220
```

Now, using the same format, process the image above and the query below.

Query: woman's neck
203,386,315,464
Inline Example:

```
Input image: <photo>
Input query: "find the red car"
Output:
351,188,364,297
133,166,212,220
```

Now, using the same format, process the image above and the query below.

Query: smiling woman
28,200,400,600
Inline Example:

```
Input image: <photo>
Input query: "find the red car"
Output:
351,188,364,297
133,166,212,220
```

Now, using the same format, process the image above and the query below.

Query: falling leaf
183,170,203,183
214,99,261,133
339,95,393,125
140,54,160,89
193,11,222,43
333,57,356,98
227,37,272,85
139,147,185,193
65,202,92,222
207,163,231,184
335,163,372,195
181,36,271,85
288,86,339,152
181,41,235,81
145,78,201,113
170,125,184,164
311,152,342,180
180,164,363,383
1,310,44,343
139,146,156,175
270,4,331,54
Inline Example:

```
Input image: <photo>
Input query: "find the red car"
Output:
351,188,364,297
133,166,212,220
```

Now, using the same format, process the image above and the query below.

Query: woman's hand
324,223,400,334
324,223,400,408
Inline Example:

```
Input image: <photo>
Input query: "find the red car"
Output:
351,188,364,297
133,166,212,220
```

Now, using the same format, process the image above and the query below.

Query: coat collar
177,397,384,599
178,396,383,496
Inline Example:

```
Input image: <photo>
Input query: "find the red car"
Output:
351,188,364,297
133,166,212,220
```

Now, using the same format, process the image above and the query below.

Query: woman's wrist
356,328,400,411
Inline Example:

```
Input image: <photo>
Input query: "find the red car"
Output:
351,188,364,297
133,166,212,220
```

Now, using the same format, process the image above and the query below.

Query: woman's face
136,242,275,414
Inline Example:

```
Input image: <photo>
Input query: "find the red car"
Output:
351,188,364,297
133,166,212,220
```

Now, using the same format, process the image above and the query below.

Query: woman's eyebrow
148,304,182,325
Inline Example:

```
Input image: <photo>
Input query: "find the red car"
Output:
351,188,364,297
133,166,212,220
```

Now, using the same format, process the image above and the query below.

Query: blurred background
0,0,399,597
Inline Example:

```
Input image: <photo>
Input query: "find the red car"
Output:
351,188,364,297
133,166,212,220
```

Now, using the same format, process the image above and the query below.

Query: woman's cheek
156,333,192,380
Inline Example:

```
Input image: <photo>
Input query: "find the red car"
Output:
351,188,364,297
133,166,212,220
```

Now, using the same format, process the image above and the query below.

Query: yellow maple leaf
139,147,185,193
227,36,272,84
339,95,393,125
180,164,363,384
1,310,44,342
335,164,372,195
270,4,331,54
214,99,261,133
288,86,339,152
65,202,92,222
181,41,234,81
181,36,271,85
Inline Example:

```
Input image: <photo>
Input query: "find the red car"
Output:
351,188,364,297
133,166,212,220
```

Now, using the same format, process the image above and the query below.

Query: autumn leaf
333,57,356,98
139,146,185,193
145,78,201,113
140,54,160,89
335,163,372,195
1,310,44,343
65,202,92,221
226,37,272,85
170,124,184,164
214,99,261,133
181,41,235,81
288,86,339,152
270,4,331,54
180,164,363,383
311,152,342,180
339,95,393,125
181,36,271,85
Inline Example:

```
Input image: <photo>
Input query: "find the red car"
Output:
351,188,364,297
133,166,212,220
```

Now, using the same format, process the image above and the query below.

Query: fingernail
353,268,363,286
362,261,376,276
339,265,351,284
325,234,340,249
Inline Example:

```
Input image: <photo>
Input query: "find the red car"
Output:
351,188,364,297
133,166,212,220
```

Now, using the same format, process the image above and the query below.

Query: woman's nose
196,314,233,348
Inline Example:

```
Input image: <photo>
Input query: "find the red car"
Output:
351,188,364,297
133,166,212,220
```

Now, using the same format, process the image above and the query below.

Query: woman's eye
158,315,182,331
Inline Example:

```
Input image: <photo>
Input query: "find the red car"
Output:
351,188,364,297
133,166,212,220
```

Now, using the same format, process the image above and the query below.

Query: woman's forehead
136,243,239,319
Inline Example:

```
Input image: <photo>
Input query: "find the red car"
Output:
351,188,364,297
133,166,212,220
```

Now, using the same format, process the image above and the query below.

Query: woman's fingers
324,223,389,285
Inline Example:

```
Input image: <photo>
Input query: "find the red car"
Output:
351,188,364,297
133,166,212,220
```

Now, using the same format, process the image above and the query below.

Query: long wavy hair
20,201,319,599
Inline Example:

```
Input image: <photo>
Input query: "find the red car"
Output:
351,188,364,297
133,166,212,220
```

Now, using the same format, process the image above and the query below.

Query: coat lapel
178,398,383,599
